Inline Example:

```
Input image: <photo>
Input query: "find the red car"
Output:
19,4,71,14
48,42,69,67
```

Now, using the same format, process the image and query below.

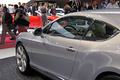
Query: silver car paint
27,33,80,79
16,9,120,80
70,33,120,80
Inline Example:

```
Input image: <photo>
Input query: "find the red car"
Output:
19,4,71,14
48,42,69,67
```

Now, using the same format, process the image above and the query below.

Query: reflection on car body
16,9,120,80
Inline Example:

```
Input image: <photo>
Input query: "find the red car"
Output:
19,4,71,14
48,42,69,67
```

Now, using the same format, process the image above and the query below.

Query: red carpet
0,37,15,49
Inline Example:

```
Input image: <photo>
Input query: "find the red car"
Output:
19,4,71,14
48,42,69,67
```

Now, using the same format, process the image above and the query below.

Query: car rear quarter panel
70,33,120,80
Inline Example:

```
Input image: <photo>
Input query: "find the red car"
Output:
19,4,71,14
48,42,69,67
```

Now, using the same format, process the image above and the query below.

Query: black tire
99,75,120,80
16,43,31,75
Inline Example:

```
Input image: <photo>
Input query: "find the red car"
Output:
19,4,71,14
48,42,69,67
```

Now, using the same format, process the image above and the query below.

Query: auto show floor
0,48,52,80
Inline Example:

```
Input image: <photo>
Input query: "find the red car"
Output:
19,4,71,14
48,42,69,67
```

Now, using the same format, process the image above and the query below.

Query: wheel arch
16,41,29,56
92,66,120,80
95,71,120,80
16,41,29,57
16,41,23,50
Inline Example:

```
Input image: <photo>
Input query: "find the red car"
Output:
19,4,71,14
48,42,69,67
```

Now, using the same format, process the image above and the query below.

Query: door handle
66,47,75,52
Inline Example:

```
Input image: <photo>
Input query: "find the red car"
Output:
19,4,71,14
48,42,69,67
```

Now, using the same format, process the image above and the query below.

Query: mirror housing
33,28,43,37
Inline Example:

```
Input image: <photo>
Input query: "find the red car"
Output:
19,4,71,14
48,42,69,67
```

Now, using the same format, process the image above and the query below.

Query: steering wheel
64,25,78,35
77,27,85,36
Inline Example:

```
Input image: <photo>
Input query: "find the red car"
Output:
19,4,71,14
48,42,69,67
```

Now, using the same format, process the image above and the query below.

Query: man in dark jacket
14,5,19,16
0,7,16,45
32,2,38,16
14,6,30,34
71,0,83,12
28,4,32,15
9,4,19,40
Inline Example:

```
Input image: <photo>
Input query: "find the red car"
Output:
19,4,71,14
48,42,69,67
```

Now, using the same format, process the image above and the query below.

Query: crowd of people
0,0,120,45
0,2,31,45
64,0,120,14
0,1,56,45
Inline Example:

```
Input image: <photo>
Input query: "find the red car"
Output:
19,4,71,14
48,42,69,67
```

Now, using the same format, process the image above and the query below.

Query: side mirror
33,28,43,36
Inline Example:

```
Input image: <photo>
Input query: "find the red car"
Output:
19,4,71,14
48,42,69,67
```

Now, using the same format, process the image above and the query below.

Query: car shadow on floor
0,57,52,80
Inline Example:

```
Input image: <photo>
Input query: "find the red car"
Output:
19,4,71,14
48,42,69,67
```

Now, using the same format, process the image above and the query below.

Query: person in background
86,2,89,9
28,4,33,15
25,3,29,12
48,6,51,11
117,1,120,6
105,0,108,6
50,3,56,15
101,1,107,9
106,0,119,8
9,4,19,40
8,4,14,14
22,3,27,13
64,2,71,14
0,7,16,45
14,5,19,16
41,2,48,27
87,0,98,10
82,2,87,10
4,4,7,7
32,1,38,16
14,6,30,34
53,3,57,8
1,4,4,17
71,0,83,12
18,2,21,7
45,2,49,8
38,4,41,12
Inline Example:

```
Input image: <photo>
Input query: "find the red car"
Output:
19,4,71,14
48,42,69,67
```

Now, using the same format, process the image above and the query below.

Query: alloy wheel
16,45,27,72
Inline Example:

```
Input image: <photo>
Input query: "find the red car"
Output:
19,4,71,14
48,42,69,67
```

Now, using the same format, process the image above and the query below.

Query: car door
41,16,93,79
43,17,80,79
29,16,93,80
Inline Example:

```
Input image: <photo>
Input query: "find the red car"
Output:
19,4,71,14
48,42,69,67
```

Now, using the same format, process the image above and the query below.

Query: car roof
65,9,120,30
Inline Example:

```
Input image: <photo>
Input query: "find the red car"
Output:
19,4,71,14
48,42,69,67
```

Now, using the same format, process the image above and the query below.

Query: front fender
16,32,33,53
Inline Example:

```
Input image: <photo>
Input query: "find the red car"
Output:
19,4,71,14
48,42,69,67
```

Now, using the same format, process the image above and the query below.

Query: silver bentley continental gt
16,9,120,80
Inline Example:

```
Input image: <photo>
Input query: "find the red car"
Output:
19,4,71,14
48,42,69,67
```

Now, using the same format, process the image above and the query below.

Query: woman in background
41,2,48,28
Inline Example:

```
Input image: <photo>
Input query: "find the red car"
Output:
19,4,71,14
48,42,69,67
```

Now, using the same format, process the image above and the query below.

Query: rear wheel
99,75,120,80
16,43,31,74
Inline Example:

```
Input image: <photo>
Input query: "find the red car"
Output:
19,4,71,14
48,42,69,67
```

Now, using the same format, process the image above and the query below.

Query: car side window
47,16,93,39
43,24,51,34
84,20,118,41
